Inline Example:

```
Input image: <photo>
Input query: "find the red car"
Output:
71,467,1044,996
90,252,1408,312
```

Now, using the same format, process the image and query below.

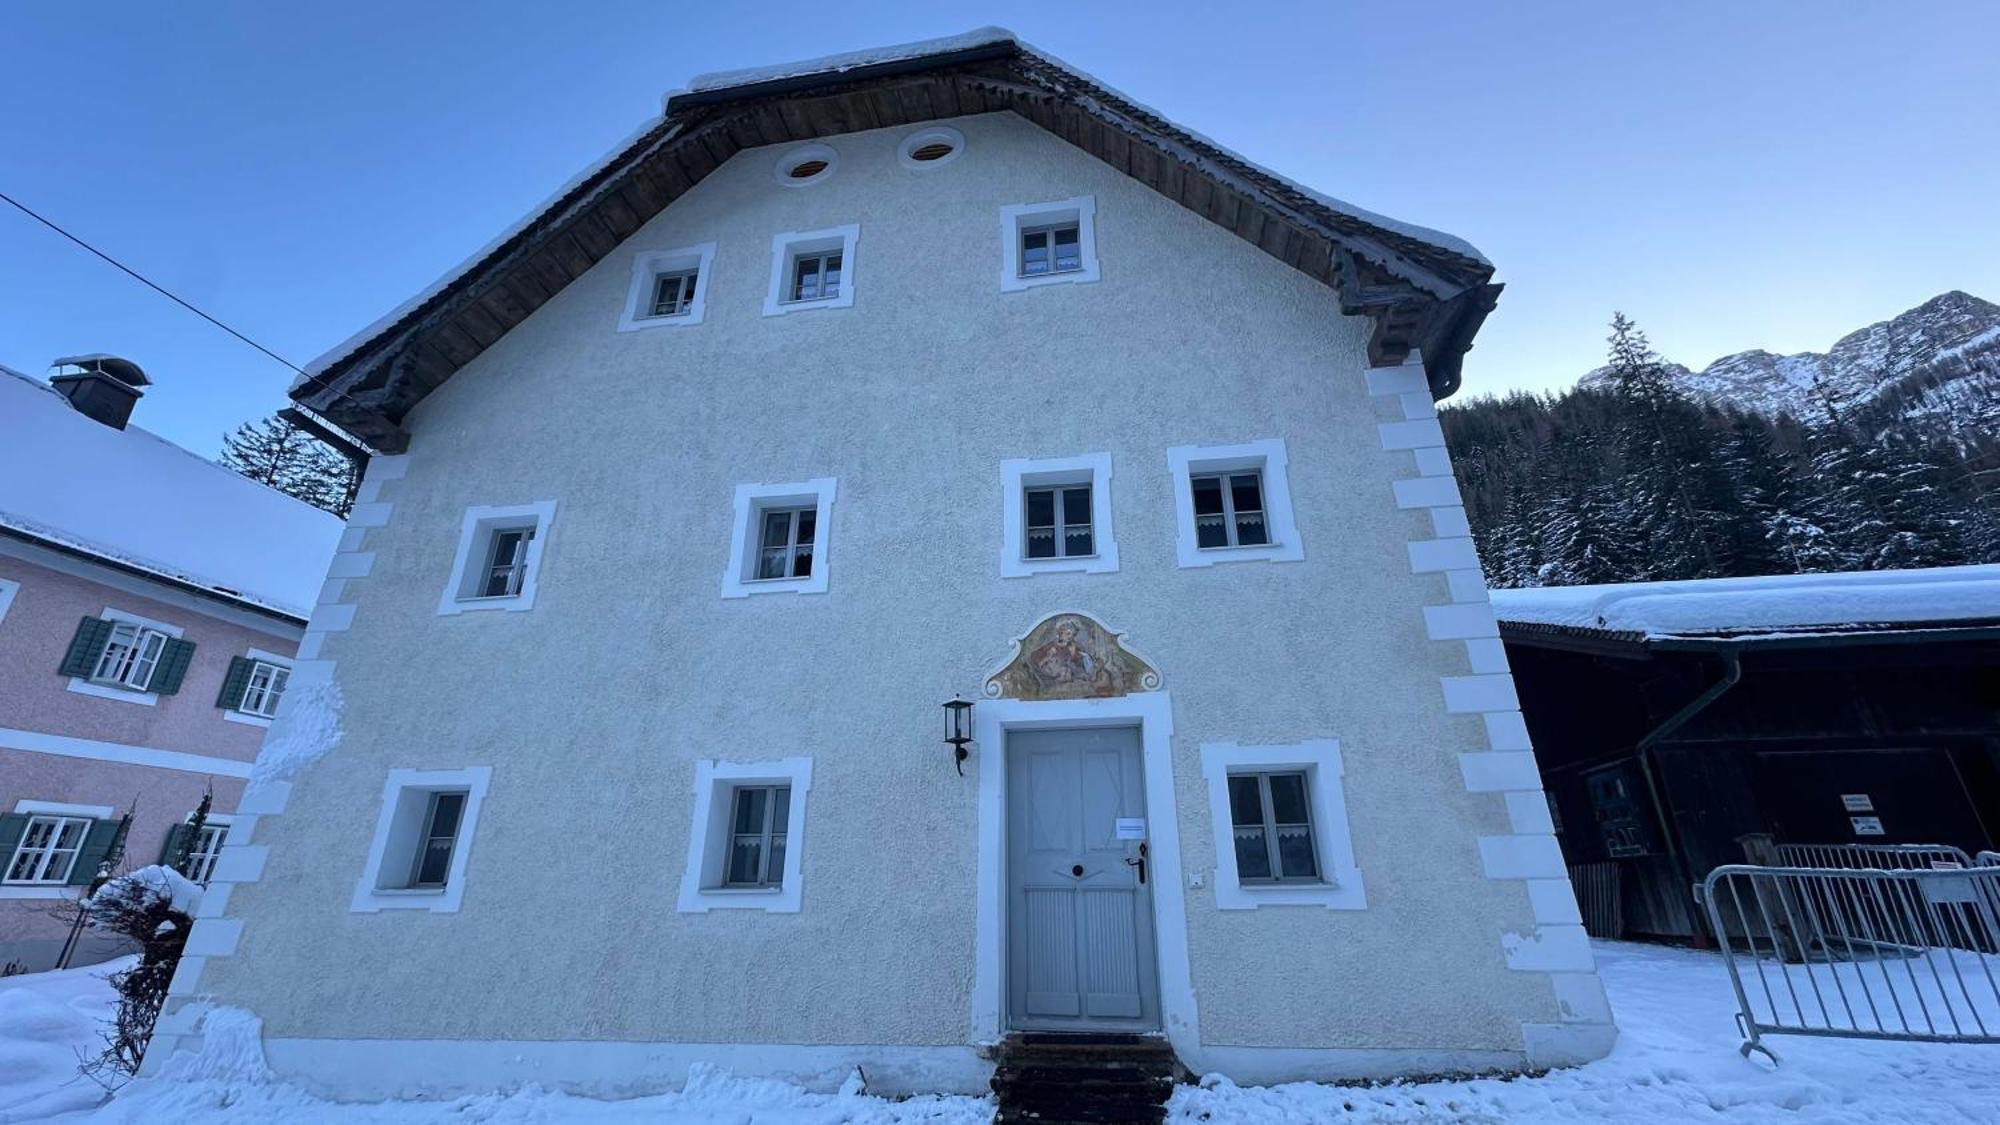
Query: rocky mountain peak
1579,291,2000,420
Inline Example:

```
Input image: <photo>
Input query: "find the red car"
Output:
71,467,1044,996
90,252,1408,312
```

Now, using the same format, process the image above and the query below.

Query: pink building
0,358,342,971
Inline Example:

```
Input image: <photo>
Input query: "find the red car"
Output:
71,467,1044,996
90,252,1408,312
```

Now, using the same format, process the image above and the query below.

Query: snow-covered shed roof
294,28,1501,452
1491,566,2000,646
0,365,344,622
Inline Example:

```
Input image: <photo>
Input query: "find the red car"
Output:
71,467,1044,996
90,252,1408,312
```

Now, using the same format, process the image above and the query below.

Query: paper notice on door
1850,816,1885,836
1841,794,1874,812
1115,818,1146,840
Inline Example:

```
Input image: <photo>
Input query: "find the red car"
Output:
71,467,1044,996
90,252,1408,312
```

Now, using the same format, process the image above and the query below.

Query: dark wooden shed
1493,567,2000,943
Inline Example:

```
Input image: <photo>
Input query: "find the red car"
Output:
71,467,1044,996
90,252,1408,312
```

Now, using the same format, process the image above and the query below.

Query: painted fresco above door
987,612,1161,701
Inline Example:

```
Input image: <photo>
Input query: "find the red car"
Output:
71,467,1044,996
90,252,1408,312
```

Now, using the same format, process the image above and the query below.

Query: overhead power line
1,188,309,377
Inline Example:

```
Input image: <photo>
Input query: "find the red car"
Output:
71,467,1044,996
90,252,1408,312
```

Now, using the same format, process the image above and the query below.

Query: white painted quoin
159,29,1613,1099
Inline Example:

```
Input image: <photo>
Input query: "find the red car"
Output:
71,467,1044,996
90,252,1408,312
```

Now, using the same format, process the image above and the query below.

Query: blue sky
5,1,1997,455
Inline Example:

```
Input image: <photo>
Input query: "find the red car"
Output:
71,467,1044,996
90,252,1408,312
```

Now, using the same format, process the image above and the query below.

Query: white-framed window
773,142,838,187
763,225,859,317
678,757,813,913
65,607,186,707
0,577,19,626
221,646,294,727
351,767,491,913
723,784,790,888
185,819,230,885
722,478,836,598
999,453,1118,578
1000,196,1100,292
4,815,91,884
898,125,965,170
93,621,168,690
1167,439,1304,567
240,660,289,718
618,242,716,331
437,501,557,615
1199,740,1364,910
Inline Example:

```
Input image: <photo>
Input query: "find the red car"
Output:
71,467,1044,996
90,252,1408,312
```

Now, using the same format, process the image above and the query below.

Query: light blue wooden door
1007,726,1159,1029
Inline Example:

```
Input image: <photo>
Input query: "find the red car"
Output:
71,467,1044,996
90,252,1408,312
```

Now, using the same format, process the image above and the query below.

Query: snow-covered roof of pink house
292,27,1501,452
0,365,344,622
1491,565,2000,646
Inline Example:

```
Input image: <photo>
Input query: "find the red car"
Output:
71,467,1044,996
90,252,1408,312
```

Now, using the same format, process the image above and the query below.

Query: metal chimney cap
50,354,151,388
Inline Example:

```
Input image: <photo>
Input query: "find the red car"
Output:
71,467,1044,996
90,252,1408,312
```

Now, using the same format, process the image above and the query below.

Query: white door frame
971,691,1199,1052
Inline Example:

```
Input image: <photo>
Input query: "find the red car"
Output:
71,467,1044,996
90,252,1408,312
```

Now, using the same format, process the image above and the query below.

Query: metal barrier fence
1980,852,2000,868
1774,842,1974,870
1702,863,2000,1059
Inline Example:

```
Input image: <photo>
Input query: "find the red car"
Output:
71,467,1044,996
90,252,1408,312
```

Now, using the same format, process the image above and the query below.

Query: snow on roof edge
1490,565,2000,640
302,28,1490,390
685,27,1018,93
297,114,670,386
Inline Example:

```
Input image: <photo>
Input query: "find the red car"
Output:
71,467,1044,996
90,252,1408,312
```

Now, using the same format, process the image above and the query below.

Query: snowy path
1,941,1995,1122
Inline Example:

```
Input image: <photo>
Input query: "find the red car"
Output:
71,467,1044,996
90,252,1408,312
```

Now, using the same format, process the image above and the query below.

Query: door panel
1007,726,1158,1030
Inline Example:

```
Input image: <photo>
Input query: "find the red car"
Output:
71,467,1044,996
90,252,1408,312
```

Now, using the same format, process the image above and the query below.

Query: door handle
1123,842,1148,885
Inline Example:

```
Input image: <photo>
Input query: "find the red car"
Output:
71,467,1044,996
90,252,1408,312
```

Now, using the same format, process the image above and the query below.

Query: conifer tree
1603,313,1739,579
220,413,357,518
1804,369,1969,569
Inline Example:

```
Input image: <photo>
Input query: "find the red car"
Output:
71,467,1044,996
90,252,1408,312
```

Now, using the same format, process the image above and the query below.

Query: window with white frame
63,608,191,705
788,249,843,304
1191,470,1269,549
1200,740,1364,910
5,815,90,884
754,506,817,582
722,479,836,598
0,577,19,627
240,660,289,718
185,821,228,885
724,784,790,888
351,767,491,913
763,225,859,316
1000,196,1099,292
678,757,813,913
1167,439,1304,567
1228,772,1318,883
999,453,1118,577
438,502,556,615
92,622,168,691
408,791,467,888
618,243,715,331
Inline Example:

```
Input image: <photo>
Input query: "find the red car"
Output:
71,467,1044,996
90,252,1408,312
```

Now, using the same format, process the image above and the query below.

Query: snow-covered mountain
1581,290,2000,420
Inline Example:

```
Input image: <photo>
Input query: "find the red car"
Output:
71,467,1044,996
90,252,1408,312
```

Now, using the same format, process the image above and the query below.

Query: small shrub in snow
82,865,203,1079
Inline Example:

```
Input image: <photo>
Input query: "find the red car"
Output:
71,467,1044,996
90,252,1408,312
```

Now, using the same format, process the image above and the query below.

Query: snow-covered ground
0,956,129,1122
3,941,1997,1122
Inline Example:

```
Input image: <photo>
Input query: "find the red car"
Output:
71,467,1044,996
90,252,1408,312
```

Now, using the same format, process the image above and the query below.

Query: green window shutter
148,638,197,695
215,656,254,710
0,814,28,876
158,822,192,868
58,616,116,678
68,818,123,886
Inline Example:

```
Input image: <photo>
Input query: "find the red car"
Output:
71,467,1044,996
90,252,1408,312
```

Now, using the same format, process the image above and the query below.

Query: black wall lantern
943,696,975,775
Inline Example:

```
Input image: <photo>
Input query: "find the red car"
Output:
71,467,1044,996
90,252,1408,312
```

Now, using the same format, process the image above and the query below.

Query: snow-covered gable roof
1491,565,2000,644
0,365,344,621
293,28,1501,452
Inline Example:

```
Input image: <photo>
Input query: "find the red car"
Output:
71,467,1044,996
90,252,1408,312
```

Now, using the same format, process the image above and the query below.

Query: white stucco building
147,29,1615,1102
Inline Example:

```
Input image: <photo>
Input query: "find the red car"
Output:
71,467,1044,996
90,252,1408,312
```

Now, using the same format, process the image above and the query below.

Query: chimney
48,355,151,430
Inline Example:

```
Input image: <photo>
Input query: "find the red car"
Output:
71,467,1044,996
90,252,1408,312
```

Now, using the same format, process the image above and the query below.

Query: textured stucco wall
203,112,1559,1055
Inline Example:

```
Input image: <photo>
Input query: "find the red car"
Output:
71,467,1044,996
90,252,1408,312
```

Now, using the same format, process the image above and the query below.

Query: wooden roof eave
297,49,1497,447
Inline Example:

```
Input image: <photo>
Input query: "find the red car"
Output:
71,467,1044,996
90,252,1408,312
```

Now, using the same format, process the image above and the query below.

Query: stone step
991,1033,1181,1125
996,1096,1168,1120
992,1068,1176,1092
